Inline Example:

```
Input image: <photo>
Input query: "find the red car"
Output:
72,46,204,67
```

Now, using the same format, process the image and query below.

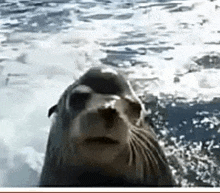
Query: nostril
98,108,117,117
69,92,91,111
98,108,118,128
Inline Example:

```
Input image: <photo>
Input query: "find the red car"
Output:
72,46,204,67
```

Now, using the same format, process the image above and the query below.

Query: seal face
39,67,176,187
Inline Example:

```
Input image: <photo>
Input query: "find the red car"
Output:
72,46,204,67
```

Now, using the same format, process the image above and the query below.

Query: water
0,0,220,187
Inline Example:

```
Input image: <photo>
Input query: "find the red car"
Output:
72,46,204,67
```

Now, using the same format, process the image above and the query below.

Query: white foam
101,68,118,75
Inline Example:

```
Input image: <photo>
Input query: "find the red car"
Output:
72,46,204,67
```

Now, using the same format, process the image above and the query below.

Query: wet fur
39,67,176,187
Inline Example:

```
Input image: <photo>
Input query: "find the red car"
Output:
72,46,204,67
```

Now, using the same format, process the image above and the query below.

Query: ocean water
0,0,220,187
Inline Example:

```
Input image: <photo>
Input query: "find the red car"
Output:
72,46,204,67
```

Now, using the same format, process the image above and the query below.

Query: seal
39,67,176,187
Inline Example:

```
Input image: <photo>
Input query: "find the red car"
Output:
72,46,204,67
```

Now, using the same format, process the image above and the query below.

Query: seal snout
84,137,119,145
98,107,118,128
80,108,119,134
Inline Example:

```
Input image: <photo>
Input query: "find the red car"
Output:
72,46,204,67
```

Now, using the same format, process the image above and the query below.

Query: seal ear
48,105,58,118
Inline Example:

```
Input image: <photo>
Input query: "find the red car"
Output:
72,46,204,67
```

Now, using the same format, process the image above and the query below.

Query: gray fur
39,67,176,187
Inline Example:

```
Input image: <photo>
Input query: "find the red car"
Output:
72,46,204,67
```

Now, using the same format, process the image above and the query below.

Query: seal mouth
84,137,119,145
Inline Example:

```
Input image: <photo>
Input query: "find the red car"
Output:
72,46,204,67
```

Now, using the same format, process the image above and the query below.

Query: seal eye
69,92,91,111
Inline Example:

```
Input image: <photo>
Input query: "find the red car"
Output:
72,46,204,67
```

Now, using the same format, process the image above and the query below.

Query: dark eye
69,92,91,111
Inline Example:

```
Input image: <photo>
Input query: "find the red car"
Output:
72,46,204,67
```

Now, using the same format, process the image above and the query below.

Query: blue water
0,0,183,32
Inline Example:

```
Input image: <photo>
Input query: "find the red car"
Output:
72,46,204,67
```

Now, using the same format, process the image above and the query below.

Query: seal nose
79,108,119,137
98,108,118,128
